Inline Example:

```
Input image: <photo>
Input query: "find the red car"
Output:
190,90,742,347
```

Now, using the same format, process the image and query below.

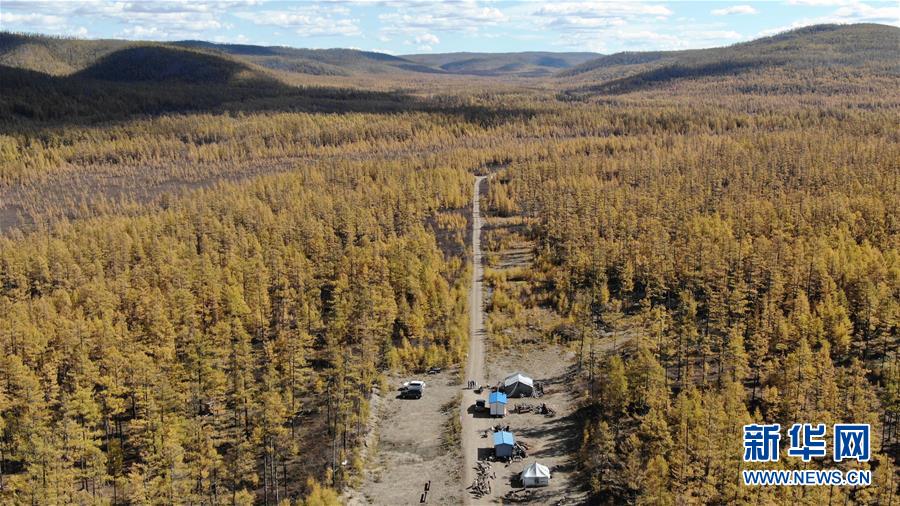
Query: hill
0,34,600,80
561,24,900,95
0,33,281,85
173,41,437,77
0,41,424,127
0,33,433,81
76,45,269,84
179,43,599,78
402,51,599,77
0,32,132,75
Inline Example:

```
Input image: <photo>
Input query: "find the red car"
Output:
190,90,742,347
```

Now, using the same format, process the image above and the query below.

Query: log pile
505,488,533,502
514,403,556,416
512,441,529,460
469,461,494,498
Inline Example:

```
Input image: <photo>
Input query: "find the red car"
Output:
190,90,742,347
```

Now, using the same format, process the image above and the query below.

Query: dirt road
461,175,491,503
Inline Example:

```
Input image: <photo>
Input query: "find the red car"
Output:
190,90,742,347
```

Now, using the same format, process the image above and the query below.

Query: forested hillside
561,24,900,95
0,22,897,505
0,33,132,75
174,41,444,77
0,32,595,81
402,52,598,77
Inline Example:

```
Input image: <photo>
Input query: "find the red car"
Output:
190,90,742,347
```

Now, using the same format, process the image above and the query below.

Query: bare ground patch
347,369,464,505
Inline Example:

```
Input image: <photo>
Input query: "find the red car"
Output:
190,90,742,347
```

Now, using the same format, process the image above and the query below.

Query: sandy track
460,175,492,504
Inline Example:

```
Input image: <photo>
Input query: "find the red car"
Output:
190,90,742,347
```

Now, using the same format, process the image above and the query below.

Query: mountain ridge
559,23,900,94
1,23,897,101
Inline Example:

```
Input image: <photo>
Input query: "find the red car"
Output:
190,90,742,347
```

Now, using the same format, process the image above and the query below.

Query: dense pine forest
0,22,898,505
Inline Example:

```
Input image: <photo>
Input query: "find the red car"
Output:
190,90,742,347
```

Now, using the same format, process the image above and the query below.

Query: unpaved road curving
461,175,491,504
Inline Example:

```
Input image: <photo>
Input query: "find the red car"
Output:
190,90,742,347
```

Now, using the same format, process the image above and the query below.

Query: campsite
483,347,588,504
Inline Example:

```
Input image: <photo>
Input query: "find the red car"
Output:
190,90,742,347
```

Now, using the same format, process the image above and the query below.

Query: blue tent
493,431,515,458
489,391,508,416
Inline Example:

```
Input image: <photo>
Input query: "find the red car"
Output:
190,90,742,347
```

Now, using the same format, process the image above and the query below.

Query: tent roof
493,431,515,446
489,391,508,404
503,372,533,387
522,462,551,479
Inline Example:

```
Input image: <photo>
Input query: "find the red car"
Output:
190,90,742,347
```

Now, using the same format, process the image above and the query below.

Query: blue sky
1,1,898,54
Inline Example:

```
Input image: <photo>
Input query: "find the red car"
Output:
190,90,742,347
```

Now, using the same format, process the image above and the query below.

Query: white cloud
832,2,900,24
531,1,674,47
761,0,900,36
235,9,361,37
412,32,440,50
212,33,250,44
0,10,77,37
378,0,507,40
711,5,758,16
0,1,256,40
376,1,504,52
0,12,67,28
2,0,893,55
534,2,672,18
415,33,440,45
547,16,627,30
120,25,167,39
786,0,855,6
526,1,686,53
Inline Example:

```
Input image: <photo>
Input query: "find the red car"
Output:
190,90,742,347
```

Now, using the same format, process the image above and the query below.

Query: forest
486,105,899,504
0,22,898,505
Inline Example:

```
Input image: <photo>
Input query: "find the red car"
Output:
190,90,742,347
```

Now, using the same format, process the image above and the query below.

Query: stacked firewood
469,461,494,498
511,441,529,461
505,488,534,502
514,403,556,416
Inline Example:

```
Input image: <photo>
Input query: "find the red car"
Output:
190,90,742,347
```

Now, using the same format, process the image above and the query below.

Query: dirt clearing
347,370,463,505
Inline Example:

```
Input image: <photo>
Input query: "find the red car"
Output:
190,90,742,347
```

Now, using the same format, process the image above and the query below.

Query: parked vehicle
400,380,426,399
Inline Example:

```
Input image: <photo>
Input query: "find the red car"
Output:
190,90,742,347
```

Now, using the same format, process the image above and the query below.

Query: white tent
521,462,551,487
502,372,534,397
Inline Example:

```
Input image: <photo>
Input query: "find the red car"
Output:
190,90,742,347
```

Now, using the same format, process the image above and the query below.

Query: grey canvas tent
501,372,534,397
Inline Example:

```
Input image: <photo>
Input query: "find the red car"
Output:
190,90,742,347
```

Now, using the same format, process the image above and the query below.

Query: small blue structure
493,430,515,458
489,391,508,417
